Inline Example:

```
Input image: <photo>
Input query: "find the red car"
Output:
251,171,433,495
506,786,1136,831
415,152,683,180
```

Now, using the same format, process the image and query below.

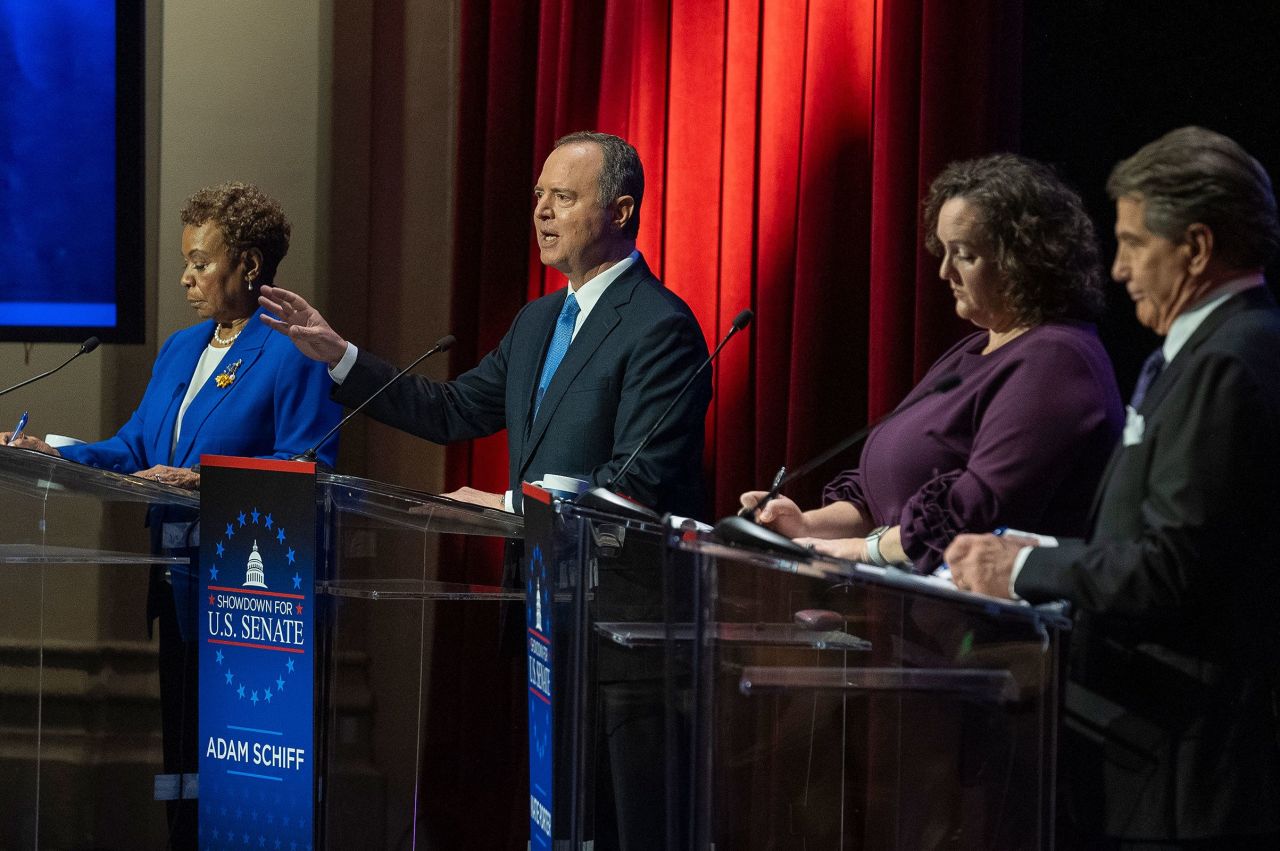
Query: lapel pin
215,358,243,389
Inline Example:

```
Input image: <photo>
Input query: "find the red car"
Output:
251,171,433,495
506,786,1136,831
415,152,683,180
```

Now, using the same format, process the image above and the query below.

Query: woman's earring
247,276,257,292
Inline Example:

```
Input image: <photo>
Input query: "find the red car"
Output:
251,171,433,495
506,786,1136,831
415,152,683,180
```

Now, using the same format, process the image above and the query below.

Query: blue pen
7,410,29,446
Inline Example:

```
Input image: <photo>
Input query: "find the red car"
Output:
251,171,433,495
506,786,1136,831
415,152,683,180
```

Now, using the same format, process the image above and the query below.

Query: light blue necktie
534,292,580,417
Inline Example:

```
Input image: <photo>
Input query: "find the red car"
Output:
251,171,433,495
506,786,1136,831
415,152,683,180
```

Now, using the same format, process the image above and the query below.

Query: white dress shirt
173,342,228,455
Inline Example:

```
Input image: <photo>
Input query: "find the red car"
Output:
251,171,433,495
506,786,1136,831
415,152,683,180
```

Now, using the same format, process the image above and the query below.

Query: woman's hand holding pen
0,432,59,456
738,491,808,538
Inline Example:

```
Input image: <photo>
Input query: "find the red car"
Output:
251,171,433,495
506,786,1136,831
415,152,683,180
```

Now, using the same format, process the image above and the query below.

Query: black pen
739,464,786,518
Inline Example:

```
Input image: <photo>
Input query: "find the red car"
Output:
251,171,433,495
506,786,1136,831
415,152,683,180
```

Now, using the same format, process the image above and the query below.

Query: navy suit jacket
334,256,711,517
59,307,343,472
1017,287,1280,840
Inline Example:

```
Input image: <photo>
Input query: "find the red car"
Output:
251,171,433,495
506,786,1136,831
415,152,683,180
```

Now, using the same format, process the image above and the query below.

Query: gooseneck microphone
768,372,961,501
720,372,962,556
609,308,753,490
0,337,101,397
293,334,456,463
576,309,754,520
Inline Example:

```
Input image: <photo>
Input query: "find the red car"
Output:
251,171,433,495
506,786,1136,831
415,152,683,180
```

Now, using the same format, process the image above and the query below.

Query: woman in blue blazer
9,182,341,475
3,182,341,850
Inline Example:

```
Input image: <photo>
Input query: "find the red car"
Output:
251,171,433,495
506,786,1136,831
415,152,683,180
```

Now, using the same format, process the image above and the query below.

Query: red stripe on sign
208,585,305,600
522,481,552,504
200,454,316,474
529,686,551,704
208,638,305,654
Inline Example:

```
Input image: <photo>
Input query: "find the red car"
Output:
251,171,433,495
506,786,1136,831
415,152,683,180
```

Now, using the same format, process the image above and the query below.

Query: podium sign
198,455,317,849
523,484,555,849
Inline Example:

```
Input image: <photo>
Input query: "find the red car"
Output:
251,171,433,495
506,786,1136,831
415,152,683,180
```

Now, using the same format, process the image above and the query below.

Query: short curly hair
923,154,1105,325
180,182,291,285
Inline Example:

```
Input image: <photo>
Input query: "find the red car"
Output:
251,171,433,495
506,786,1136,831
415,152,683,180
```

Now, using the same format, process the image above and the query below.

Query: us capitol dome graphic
243,540,267,589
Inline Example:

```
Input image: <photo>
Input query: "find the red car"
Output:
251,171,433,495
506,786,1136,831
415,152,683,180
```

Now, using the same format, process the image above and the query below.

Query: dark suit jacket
1016,286,1280,841
334,256,711,517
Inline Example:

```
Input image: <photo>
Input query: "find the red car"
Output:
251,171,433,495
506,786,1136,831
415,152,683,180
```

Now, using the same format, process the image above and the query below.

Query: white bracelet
865,525,891,567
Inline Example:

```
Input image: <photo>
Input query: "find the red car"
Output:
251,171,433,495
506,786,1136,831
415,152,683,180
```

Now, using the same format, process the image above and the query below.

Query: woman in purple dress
741,154,1124,572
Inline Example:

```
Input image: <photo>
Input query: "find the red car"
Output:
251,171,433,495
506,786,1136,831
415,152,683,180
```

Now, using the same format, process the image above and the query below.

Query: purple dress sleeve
822,467,869,516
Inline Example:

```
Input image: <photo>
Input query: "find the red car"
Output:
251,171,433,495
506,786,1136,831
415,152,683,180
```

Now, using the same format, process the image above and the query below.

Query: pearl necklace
212,323,243,346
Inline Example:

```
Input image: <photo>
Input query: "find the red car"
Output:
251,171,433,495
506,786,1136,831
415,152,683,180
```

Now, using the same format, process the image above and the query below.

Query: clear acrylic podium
0,441,1069,849
0,447,198,848
311,471,524,849
667,531,1070,850
521,487,683,850
0,447,527,850
520,493,1068,850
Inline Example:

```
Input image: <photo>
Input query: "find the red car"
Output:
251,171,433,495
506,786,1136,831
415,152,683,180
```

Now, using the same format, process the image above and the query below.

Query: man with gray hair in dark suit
259,131,709,849
258,131,709,518
947,127,1280,848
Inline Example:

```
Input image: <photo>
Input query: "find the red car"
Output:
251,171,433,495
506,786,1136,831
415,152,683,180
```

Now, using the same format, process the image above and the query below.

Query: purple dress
823,321,1123,571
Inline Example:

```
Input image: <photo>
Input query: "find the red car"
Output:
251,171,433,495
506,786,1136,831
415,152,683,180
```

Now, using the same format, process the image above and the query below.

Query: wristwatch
864,525,892,567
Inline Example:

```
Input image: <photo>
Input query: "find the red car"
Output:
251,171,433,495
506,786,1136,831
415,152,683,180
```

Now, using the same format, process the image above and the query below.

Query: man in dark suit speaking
947,127,1280,848
258,131,710,517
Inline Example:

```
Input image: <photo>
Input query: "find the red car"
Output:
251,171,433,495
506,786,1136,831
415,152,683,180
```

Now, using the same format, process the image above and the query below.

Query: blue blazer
60,307,343,471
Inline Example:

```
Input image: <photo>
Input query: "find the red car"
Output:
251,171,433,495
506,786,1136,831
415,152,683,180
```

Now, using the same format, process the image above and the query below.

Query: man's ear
611,195,635,232
1181,223,1214,276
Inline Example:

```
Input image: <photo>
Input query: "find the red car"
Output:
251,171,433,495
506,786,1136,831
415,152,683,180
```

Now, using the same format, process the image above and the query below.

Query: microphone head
731,309,754,331
80,337,101,354
436,334,457,352
931,373,962,393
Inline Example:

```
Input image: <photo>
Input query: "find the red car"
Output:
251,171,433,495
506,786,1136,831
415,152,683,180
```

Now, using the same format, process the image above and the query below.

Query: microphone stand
575,309,754,522
293,335,456,464
0,337,101,397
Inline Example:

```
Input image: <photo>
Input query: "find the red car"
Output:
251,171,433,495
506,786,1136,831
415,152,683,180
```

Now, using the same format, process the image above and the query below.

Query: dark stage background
1021,0,1280,393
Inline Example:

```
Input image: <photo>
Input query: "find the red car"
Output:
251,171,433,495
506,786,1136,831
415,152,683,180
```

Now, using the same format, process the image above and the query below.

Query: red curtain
427,3,1022,846
446,0,1022,536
